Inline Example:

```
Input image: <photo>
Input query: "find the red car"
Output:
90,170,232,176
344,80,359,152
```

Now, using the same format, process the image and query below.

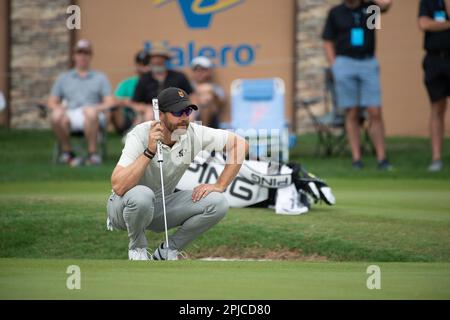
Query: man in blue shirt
111,50,151,135
48,39,114,166
322,0,392,170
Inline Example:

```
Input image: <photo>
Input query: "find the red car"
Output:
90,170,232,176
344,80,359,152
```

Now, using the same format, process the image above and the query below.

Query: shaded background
0,0,449,136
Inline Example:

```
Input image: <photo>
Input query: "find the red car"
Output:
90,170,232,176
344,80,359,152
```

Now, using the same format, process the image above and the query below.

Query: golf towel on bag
175,151,335,214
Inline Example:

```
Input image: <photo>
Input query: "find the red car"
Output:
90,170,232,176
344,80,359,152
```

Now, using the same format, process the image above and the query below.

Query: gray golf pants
106,185,229,250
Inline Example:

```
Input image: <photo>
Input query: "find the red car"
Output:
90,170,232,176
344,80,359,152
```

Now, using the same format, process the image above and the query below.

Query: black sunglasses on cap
170,107,193,117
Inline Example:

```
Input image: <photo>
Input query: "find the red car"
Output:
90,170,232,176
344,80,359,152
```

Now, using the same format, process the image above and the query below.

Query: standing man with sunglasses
107,87,248,260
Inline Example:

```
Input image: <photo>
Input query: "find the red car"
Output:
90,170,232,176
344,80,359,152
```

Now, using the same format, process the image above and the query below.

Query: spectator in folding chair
418,0,450,172
190,56,226,129
48,39,115,166
111,50,151,135
0,91,5,113
322,0,393,170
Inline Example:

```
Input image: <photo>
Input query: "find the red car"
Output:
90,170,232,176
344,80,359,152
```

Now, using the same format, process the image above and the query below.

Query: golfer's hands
148,121,163,154
192,183,225,202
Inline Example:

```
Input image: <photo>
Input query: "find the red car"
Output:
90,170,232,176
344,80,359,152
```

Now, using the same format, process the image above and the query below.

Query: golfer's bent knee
205,192,229,220
124,185,155,214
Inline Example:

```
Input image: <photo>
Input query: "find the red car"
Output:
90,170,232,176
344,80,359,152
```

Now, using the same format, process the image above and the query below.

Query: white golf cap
74,39,92,52
191,56,213,69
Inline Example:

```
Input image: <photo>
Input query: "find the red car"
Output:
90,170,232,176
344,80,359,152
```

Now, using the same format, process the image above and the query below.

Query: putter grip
152,99,163,162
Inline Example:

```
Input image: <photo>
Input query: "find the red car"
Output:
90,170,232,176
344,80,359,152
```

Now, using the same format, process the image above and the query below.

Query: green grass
1,128,449,182
1,259,449,299
0,179,449,262
0,128,449,299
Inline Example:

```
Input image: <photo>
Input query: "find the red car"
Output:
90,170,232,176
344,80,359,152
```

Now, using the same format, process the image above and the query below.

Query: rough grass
1,128,450,182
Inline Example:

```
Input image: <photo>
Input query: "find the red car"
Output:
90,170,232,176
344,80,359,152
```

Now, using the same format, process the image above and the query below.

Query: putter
152,98,170,252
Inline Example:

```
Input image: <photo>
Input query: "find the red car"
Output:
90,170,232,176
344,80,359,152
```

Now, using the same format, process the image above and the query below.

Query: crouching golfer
107,87,248,260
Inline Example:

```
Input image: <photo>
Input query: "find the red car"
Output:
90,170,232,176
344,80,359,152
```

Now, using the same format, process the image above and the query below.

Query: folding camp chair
230,77,289,163
36,104,108,164
51,128,108,164
299,68,373,157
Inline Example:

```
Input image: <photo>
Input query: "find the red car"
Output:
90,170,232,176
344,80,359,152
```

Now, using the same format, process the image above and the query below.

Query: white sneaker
58,152,72,164
58,152,82,167
128,248,152,260
85,153,102,166
153,242,186,261
428,160,443,172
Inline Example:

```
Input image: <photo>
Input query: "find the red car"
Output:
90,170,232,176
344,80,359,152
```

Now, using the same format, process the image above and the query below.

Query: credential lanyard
352,10,362,26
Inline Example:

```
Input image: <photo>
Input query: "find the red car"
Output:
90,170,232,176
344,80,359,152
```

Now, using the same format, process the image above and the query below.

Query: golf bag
176,151,335,215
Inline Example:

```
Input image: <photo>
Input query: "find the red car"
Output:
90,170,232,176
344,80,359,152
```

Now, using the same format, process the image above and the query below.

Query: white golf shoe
128,248,152,260
153,242,186,261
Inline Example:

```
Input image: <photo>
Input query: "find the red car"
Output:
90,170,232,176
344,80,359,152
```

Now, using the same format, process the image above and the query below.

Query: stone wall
295,0,340,133
10,0,71,128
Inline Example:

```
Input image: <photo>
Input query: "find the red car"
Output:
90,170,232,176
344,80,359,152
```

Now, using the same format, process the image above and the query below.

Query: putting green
0,259,449,299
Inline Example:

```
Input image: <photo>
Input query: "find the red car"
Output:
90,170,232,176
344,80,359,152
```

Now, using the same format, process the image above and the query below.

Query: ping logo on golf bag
249,173,290,188
187,163,254,201
155,0,244,29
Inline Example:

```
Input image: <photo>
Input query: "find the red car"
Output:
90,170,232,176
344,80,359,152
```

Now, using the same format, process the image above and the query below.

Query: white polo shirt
117,121,229,197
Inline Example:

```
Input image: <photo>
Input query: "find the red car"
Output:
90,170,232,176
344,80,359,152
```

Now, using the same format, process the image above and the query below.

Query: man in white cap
190,56,226,128
191,56,225,100
48,39,114,166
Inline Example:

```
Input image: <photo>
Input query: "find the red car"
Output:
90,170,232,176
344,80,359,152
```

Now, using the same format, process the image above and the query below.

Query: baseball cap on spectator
74,39,92,54
135,50,150,65
148,42,172,59
191,56,213,69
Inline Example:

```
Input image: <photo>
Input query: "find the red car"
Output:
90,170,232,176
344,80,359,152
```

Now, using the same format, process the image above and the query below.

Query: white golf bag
176,151,335,215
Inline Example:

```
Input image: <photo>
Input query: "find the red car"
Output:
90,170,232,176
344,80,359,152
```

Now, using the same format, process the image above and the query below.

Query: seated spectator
0,90,5,112
193,83,222,129
48,39,114,166
0,91,5,126
190,56,225,128
322,0,393,170
132,42,193,120
111,50,151,134
190,56,225,100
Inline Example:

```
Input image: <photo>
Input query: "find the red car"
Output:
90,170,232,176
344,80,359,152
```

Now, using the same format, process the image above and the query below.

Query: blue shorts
332,56,382,109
